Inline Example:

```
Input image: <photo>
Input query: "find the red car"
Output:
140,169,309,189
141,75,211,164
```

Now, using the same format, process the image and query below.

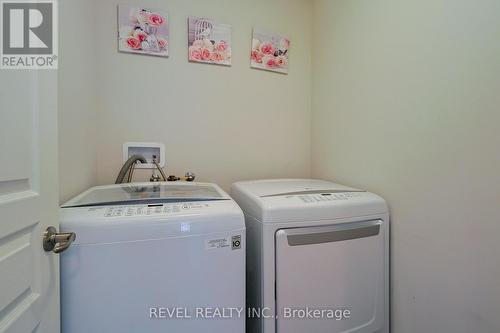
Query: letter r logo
2,2,53,54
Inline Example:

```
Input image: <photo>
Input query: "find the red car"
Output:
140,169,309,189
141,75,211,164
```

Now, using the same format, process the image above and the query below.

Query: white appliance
231,179,389,333
60,182,245,333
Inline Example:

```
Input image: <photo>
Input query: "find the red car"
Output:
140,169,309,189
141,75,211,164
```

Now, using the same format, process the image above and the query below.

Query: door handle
43,226,76,253
283,220,382,246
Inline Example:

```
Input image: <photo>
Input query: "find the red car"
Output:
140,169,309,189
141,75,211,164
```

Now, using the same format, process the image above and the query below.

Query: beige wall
311,1,500,332
58,0,98,202
91,0,312,191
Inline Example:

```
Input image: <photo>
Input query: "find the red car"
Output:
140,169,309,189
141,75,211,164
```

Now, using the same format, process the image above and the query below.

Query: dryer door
275,220,386,333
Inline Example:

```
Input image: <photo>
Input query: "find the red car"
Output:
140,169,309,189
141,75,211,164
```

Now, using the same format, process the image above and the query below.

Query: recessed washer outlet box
123,142,165,169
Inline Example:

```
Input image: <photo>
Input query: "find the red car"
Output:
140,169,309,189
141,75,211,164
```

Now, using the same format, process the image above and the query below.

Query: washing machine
231,179,389,333
60,182,245,333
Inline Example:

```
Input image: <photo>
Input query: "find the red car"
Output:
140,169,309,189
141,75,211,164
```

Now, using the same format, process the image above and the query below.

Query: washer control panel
92,203,206,218
296,192,362,204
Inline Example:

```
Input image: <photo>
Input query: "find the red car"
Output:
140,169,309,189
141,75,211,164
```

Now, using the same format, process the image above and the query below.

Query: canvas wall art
118,5,169,57
251,29,290,74
188,16,232,66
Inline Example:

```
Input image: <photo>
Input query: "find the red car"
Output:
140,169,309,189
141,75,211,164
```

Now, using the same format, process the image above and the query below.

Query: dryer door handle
282,220,382,246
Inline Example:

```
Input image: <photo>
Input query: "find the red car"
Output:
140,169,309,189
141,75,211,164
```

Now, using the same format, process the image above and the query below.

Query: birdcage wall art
188,16,232,66
194,19,213,40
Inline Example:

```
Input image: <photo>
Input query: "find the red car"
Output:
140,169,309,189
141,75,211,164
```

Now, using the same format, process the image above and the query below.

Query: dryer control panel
296,192,363,204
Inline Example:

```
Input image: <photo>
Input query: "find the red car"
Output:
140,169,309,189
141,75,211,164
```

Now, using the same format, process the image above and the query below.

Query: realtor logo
1,0,58,69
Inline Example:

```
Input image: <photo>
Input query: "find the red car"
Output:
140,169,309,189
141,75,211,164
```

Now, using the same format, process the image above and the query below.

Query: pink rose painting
188,16,232,66
251,29,290,74
118,5,169,57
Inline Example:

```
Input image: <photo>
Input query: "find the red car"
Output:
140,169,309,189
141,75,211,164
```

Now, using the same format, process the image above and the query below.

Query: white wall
92,0,312,190
58,0,98,202
311,1,500,332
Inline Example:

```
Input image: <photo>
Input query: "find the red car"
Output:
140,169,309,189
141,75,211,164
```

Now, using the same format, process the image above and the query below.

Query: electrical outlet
123,142,165,169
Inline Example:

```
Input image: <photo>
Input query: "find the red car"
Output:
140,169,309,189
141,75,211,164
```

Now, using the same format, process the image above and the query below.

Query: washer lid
59,182,244,245
62,182,228,208
231,179,388,223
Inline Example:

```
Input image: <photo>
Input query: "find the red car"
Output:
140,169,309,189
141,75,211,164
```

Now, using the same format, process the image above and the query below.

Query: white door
275,220,386,333
0,69,60,333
